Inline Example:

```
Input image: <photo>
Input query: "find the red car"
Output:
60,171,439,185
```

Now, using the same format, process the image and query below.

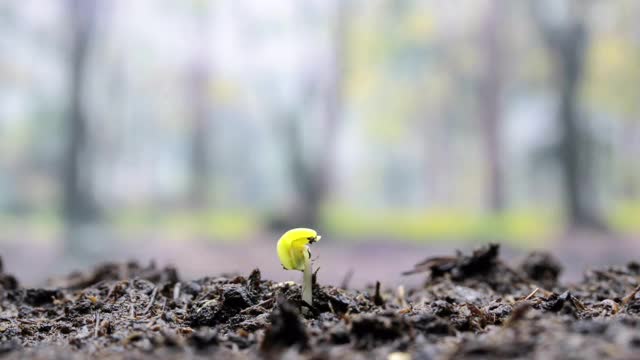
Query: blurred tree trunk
187,7,212,209
532,1,605,230
286,103,315,225
62,0,101,261
306,0,348,227
63,0,98,227
479,0,506,212
290,0,349,228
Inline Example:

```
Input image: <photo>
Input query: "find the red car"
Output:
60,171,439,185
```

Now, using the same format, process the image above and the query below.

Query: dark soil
1,245,639,359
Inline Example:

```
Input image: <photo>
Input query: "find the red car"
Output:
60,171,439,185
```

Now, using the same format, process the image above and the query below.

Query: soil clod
519,251,563,288
260,297,309,353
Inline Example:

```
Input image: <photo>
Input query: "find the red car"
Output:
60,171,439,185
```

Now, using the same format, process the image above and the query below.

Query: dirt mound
0,245,639,359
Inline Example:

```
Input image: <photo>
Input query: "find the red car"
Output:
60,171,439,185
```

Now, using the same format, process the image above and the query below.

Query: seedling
277,228,321,306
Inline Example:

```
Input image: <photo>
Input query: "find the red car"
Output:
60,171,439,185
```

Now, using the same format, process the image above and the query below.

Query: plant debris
0,244,639,359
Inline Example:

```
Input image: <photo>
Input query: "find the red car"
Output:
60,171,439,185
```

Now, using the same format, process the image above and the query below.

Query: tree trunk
285,0,349,228
63,0,97,224
187,9,212,209
286,109,314,226
479,0,505,212
531,1,605,230
307,0,349,227
62,0,100,261
556,24,601,229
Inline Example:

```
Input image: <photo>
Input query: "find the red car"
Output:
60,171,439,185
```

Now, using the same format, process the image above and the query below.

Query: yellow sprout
277,228,321,306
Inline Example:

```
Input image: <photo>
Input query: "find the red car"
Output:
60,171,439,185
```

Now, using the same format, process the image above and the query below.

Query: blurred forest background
1,0,639,285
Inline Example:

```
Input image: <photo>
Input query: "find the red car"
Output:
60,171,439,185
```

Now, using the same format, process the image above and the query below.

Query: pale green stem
302,257,313,306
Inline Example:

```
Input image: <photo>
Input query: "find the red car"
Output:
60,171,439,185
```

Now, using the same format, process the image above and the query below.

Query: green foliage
584,36,640,118
111,209,259,241
348,0,445,145
610,202,640,233
0,210,62,243
322,206,558,247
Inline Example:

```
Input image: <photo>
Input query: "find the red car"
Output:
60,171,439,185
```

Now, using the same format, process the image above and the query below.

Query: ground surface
1,243,640,359
2,232,639,289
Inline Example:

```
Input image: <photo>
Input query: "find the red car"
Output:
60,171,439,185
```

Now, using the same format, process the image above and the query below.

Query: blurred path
1,232,638,289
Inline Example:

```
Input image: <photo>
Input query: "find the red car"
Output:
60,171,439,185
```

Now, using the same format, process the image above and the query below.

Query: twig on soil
94,312,100,338
396,285,407,308
622,285,640,305
569,295,586,312
105,280,128,303
524,288,539,301
240,298,275,314
105,285,115,301
328,300,336,314
313,267,321,285
397,307,412,315
129,303,135,319
373,281,385,306
197,299,218,314
340,269,354,289
143,287,158,315
504,302,531,327
173,283,181,302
